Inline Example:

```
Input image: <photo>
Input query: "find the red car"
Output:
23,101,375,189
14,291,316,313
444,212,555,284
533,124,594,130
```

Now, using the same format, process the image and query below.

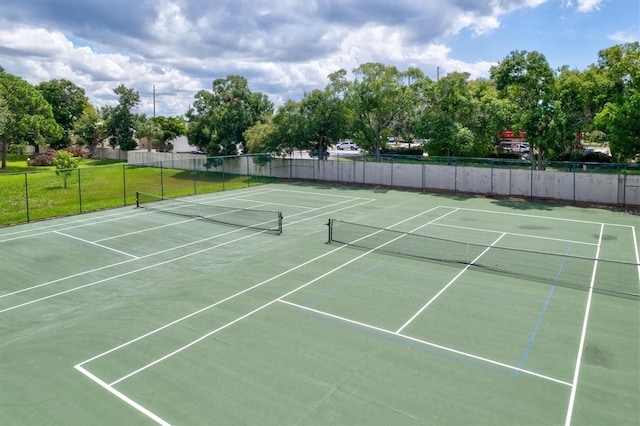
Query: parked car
336,141,359,150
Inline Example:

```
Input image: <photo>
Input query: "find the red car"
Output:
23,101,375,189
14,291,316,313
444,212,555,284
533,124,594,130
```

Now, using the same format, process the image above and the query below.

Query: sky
0,0,638,117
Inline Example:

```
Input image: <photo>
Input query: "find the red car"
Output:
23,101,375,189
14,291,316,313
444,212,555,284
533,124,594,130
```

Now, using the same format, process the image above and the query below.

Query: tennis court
1,182,638,425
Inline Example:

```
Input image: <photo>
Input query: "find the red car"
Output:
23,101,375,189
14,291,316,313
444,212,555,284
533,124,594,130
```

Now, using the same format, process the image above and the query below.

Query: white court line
432,223,598,247
54,231,140,259
278,299,572,387
93,198,356,243
78,207,454,379
632,225,640,286
0,195,375,310
93,197,302,243
395,233,507,334
0,187,276,242
449,206,636,228
74,365,170,426
565,224,603,426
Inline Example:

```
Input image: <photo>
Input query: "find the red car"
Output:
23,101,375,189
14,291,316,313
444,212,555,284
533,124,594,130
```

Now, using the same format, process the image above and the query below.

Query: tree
342,63,415,159
592,42,640,161
392,67,427,145
269,100,307,155
491,50,557,168
468,79,515,156
299,88,348,156
36,79,89,149
186,75,273,158
73,104,107,158
244,120,275,154
0,71,62,169
0,95,8,143
135,116,163,152
151,116,187,152
52,150,79,188
103,84,140,151
554,66,604,159
415,73,511,157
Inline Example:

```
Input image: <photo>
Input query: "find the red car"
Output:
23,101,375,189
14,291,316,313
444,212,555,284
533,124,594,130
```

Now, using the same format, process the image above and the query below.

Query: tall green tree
341,63,415,159
0,71,62,169
269,100,307,155
73,104,106,158
391,67,428,145
151,116,187,152
491,50,557,168
468,79,515,155
186,75,273,158
416,72,474,157
299,88,348,155
36,79,89,149
416,73,511,157
244,120,275,154
593,42,640,161
103,84,140,151
554,66,604,159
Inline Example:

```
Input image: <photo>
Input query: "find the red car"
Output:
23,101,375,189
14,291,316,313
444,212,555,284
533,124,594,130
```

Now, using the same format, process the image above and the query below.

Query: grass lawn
1,154,124,172
0,155,272,227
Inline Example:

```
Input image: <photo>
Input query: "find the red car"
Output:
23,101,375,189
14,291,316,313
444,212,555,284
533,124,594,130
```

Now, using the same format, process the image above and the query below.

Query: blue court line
515,243,573,376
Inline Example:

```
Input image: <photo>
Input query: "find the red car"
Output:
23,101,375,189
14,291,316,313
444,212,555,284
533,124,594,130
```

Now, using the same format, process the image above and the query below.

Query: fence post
122,164,127,206
454,159,457,193
78,168,83,214
24,172,30,223
193,157,197,195
529,162,534,200
246,155,250,187
490,159,494,195
160,160,164,198
362,156,366,184
573,164,576,204
622,166,627,207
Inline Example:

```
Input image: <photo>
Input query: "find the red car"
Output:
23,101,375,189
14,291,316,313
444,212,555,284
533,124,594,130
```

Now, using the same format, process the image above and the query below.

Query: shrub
380,146,424,156
27,149,56,166
490,152,522,159
53,150,80,188
582,151,612,163
64,145,86,158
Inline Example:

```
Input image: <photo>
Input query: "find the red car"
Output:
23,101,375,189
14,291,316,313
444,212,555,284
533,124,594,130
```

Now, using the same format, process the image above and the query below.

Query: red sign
501,130,526,138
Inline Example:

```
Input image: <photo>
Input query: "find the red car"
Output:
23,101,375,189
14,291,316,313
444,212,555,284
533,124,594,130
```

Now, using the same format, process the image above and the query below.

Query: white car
336,141,359,150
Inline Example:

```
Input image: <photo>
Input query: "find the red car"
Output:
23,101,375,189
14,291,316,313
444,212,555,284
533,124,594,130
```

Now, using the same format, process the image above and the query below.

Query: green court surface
1,182,638,425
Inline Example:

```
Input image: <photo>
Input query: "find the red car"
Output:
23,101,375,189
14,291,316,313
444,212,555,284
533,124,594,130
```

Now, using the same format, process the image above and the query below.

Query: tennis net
136,192,283,234
327,219,639,298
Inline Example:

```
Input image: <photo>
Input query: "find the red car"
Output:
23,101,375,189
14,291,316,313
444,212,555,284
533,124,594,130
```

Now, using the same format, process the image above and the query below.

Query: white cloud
566,0,603,13
0,0,631,116
608,30,639,43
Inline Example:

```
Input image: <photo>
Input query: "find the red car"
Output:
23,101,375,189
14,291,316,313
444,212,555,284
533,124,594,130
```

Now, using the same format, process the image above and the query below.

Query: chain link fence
1,153,638,226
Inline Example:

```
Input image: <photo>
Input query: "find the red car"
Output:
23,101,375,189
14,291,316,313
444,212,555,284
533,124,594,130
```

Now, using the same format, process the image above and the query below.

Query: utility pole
153,85,156,117
437,66,440,81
